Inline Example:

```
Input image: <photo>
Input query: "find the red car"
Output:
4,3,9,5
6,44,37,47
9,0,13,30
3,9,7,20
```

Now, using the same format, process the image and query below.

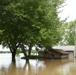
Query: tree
59,20,76,45
0,0,64,61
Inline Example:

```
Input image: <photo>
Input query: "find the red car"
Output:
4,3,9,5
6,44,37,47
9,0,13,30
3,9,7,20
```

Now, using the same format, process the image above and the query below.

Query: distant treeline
0,51,10,53
0,50,37,54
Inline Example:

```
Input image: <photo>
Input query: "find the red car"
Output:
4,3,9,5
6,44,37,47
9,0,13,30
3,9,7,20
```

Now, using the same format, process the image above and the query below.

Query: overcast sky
59,0,76,22
0,45,10,51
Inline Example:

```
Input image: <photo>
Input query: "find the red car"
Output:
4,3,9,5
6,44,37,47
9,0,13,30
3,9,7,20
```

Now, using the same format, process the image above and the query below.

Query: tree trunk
22,48,27,57
12,50,16,62
21,43,28,57
28,44,32,57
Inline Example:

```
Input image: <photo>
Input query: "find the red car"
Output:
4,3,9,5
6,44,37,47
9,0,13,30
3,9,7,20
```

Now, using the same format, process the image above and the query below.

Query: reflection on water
0,53,76,75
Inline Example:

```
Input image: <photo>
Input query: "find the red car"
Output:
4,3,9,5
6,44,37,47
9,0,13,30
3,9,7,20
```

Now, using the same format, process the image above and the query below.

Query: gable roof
53,46,75,51
38,49,69,55
52,49,69,55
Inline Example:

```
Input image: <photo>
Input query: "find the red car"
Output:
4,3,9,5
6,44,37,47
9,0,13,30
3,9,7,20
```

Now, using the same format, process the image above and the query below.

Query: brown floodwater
0,53,76,75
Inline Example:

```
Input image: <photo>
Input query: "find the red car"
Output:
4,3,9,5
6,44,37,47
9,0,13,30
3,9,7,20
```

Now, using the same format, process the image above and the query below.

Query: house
53,46,74,58
38,49,69,59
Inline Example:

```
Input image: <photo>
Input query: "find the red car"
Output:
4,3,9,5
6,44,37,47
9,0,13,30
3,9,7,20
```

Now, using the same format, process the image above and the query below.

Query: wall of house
38,50,69,59
68,52,74,59
44,51,61,59
61,55,68,58
50,51,61,59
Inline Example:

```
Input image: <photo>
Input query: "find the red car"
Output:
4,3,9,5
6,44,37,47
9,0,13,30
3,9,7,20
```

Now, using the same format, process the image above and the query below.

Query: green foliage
31,50,37,54
0,51,10,53
60,20,76,45
16,48,22,55
0,0,64,59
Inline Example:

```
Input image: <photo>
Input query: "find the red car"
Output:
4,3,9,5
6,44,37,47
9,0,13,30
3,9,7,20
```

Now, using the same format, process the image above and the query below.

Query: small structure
53,46,74,58
38,49,69,59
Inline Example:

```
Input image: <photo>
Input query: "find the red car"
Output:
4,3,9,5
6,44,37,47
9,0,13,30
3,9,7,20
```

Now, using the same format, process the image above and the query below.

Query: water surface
0,53,76,75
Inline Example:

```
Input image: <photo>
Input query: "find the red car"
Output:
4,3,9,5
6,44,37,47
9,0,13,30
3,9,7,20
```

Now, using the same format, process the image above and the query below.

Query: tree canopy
0,0,64,61
59,20,76,45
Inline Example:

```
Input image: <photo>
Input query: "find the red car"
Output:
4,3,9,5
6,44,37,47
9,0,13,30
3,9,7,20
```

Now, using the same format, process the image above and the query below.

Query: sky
59,0,76,22
0,45,10,51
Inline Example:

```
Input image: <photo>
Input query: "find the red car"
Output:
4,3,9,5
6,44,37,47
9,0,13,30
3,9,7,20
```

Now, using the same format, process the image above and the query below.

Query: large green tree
0,0,64,61
59,20,76,45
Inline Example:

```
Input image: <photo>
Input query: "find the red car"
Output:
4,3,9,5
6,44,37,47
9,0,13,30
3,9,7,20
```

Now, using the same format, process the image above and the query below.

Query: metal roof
53,46,75,51
52,49,70,55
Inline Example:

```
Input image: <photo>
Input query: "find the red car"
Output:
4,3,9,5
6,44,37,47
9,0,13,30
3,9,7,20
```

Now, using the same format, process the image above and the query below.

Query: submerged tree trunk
28,44,32,57
9,43,18,62
22,47,27,57
20,43,32,61
12,50,16,62
20,43,28,59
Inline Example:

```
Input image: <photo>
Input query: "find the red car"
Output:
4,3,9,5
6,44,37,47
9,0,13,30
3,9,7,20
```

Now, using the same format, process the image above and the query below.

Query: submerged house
53,46,74,58
38,49,69,59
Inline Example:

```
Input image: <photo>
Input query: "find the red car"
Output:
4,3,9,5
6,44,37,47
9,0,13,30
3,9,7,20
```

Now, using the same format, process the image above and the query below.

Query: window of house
50,54,56,58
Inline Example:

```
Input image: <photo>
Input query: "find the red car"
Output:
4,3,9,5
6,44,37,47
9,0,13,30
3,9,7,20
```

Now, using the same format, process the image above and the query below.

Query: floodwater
0,53,76,75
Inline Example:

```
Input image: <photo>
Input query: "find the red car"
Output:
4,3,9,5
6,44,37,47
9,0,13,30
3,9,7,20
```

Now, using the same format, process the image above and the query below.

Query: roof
53,46,75,51
52,49,69,55
38,49,69,55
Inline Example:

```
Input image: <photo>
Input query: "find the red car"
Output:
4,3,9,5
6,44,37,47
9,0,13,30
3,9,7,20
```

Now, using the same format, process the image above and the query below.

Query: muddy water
0,53,76,75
